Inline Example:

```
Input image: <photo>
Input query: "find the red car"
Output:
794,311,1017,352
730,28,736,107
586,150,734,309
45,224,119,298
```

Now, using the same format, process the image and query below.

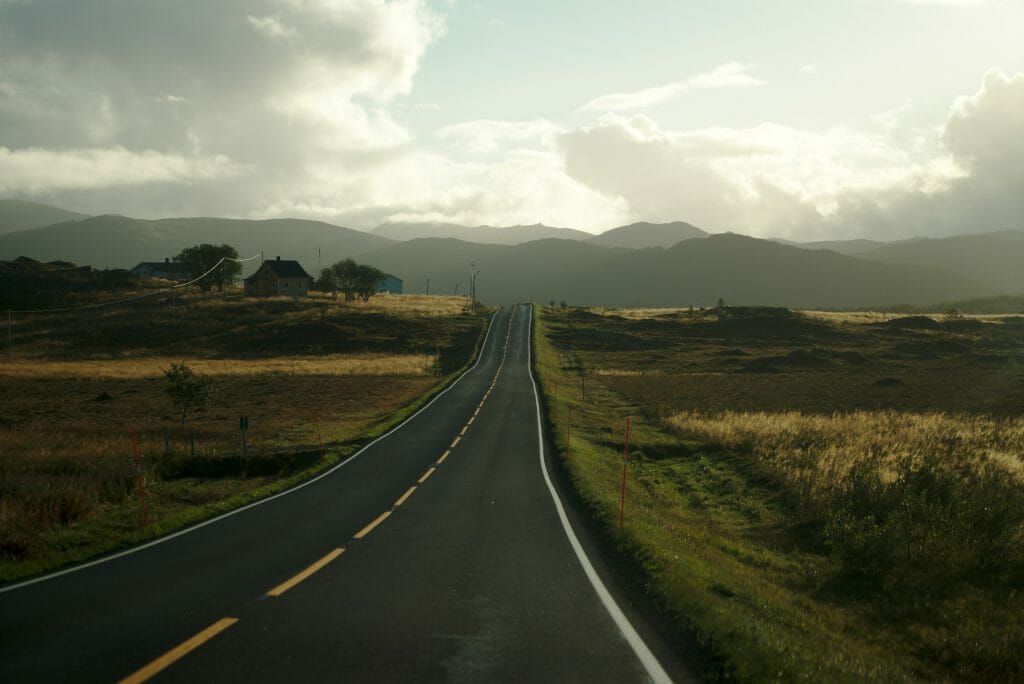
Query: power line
10,253,263,315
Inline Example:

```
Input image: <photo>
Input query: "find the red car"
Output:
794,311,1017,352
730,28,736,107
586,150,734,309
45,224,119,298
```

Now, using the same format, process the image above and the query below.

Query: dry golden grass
590,306,707,320
304,292,470,316
0,354,437,379
667,410,1024,485
799,310,918,324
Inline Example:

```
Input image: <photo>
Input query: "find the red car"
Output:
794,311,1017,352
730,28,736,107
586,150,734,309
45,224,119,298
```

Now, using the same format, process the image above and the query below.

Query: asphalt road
1,304,688,683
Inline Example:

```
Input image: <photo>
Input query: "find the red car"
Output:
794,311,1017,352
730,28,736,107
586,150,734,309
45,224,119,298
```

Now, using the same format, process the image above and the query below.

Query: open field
1,291,488,581
534,305,1024,681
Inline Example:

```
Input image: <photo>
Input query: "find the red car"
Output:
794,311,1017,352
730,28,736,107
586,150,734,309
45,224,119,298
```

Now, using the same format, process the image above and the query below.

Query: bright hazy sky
1,0,1022,240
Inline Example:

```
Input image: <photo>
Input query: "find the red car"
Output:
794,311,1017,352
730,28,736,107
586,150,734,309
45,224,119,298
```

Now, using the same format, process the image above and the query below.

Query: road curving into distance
1,304,690,683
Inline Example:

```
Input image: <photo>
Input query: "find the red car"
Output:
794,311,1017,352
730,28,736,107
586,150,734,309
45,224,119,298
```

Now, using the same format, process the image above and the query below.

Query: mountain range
0,199,1020,308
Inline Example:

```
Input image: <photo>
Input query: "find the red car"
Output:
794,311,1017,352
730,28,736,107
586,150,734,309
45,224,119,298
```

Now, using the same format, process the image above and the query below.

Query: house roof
244,259,311,281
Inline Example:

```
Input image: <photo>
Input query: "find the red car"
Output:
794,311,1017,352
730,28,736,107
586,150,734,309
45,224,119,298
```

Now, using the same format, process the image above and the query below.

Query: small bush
825,455,1024,597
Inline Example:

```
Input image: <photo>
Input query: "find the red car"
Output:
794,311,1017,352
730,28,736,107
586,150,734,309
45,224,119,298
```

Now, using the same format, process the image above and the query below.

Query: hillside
588,221,708,249
357,233,983,308
860,231,1024,294
774,237,886,256
372,221,591,244
0,199,88,235
0,215,393,272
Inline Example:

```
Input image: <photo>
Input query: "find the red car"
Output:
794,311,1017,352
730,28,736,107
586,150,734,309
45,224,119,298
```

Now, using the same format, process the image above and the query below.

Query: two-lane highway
1,304,685,682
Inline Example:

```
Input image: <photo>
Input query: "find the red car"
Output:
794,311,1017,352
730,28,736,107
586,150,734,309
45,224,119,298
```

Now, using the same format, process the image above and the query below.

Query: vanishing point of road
1,304,691,683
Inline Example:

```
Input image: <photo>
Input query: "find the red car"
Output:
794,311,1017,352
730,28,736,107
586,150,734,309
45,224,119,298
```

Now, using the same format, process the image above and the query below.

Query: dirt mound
942,319,989,332
880,316,940,331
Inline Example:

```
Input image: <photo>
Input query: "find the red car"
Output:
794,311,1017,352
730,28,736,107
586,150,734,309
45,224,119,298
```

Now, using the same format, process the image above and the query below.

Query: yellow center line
450,435,461,448
467,416,475,426
437,450,450,464
418,467,436,484
354,511,391,539
473,407,480,416
460,425,468,436
267,548,345,597
394,486,417,507
119,617,239,684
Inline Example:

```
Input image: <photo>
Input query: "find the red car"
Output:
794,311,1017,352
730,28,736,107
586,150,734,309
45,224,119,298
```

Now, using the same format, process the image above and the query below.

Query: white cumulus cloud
579,63,763,112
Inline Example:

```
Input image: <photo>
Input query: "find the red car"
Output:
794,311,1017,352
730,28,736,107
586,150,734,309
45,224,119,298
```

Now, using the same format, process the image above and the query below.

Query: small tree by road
164,362,212,424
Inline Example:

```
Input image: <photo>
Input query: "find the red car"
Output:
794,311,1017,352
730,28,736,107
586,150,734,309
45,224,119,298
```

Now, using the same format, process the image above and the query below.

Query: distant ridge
372,221,591,245
588,221,708,249
860,230,1024,295
354,233,982,308
772,237,886,256
0,215,393,273
0,199,88,235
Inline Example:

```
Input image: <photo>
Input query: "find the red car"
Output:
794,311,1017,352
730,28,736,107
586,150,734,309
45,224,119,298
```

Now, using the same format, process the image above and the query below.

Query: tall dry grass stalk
668,409,1024,597
667,410,1024,491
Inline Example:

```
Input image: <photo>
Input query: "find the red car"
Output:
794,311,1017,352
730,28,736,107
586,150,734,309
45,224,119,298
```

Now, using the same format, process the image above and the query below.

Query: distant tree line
316,258,385,301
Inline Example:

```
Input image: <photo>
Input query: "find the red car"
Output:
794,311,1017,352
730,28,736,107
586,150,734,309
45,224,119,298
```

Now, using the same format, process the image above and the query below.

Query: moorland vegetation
0,288,487,581
534,304,1024,680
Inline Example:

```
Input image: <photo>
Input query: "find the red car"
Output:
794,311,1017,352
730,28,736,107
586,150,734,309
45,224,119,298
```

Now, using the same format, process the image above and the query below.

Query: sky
0,0,1022,240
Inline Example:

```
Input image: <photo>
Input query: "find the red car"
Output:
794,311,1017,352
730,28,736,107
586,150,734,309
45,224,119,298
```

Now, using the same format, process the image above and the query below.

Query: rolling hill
372,221,591,244
587,221,708,249
357,233,983,308
0,215,393,273
0,199,88,235
860,231,1024,295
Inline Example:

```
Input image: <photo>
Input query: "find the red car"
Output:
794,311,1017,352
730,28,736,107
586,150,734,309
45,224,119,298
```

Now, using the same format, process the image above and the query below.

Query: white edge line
525,304,673,684
0,308,504,595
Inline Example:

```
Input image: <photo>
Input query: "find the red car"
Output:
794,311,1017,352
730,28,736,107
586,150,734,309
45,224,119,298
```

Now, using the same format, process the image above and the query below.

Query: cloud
579,63,763,112
436,119,559,153
0,147,241,193
557,69,1023,240
0,0,443,213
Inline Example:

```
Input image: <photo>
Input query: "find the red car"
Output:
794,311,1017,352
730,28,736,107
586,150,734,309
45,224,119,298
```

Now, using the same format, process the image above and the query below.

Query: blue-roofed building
378,274,403,294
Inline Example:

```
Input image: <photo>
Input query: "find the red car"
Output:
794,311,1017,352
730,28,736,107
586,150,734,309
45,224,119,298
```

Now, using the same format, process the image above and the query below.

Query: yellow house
243,257,313,297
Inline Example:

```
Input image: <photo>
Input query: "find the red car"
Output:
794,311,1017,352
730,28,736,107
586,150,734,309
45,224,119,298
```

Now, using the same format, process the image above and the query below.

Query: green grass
532,304,1024,681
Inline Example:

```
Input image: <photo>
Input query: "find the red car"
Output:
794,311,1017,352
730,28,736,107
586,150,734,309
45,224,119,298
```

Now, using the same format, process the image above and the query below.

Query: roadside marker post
566,403,573,459
619,417,630,529
240,416,248,459
315,415,324,461
130,429,149,529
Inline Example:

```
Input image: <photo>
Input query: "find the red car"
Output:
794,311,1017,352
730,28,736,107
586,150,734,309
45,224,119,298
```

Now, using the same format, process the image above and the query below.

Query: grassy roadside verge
1,307,493,584
532,304,928,681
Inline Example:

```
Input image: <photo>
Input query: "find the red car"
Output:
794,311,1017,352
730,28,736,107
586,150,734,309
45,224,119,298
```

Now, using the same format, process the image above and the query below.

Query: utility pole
426,277,432,296
454,280,463,296
469,259,480,309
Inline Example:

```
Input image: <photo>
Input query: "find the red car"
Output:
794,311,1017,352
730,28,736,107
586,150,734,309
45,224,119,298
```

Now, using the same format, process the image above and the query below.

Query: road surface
1,304,689,683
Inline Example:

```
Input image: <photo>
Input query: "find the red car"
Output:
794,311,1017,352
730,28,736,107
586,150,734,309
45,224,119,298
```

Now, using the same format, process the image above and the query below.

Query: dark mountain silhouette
860,231,1024,294
587,221,708,249
372,221,591,244
0,215,393,272
772,237,886,256
357,233,983,308
0,199,88,234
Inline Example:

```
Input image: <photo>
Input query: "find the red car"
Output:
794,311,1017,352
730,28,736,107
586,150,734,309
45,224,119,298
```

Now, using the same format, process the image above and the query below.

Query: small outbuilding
130,258,191,282
244,256,313,297
378,274,403,294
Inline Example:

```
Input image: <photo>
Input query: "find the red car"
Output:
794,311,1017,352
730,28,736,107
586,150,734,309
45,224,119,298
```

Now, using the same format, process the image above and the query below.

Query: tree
174,244,241,291
316,267,338,299
164,362,212,424
326,258,385,302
